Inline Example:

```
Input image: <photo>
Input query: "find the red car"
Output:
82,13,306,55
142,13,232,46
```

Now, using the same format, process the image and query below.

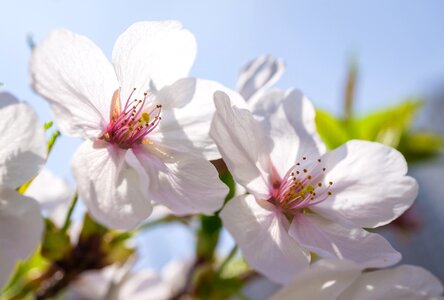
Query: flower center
102,88,162,149
270,156,333,215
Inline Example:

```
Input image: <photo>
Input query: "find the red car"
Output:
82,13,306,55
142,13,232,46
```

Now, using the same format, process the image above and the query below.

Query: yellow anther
142,112,150,123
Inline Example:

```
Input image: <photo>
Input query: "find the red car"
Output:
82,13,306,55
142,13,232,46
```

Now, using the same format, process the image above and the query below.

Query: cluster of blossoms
0,20,443,299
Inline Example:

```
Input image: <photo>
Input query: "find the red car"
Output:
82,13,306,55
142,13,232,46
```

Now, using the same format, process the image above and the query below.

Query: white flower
30,21,245,230
0,92,46,288
270,259,444,300
71,260,190,300
210,91,418,283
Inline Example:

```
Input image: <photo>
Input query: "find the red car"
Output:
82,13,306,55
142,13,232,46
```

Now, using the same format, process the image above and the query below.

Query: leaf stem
47,130,61,154
61,192,78,233
217,245,238,275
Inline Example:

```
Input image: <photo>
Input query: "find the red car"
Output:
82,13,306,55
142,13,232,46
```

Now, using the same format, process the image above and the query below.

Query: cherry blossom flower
210,91,418,283
71,260,190,300
0,92,46,288
30,21,244,230
270,259,444,300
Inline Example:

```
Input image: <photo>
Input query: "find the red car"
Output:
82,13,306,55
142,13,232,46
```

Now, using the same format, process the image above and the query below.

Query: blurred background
1,0,443,286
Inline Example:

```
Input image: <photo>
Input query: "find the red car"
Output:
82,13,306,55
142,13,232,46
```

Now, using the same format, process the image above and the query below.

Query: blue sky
2,0,444,179
1,0,444,270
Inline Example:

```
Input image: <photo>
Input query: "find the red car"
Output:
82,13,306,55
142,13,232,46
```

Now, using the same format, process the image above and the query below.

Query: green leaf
354,100,422,147
41,219,71,261
1,248,50,298
196,215,222,261
102,231,135,264
398,132,444,162
80,213,108,240
193,264,244,300
43,121,53,131
315,110,350,149
104,241,135,265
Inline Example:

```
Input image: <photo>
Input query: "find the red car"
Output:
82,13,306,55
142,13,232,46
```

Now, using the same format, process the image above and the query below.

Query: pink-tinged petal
112,21,196,99
129,145,227,215
210,91,271,198
270,259,361,300
0,188,43,288
30,29,118,138
0,94,46,188
314,140,418,228
220,194,310,284
289,213,401,268
236,55,285,103
72,140,152,230
152,78,247,160
340,265,444,300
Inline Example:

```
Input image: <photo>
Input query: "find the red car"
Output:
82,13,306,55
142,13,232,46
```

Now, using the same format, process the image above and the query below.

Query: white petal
72,268,116,300
72,140,152,230
315,140,418,228
0,188,43,288
25,169,71,213
289,213,401,268
0,94,46,188
249,88,286,116
252,89,326,160
210,91,271,198
251,90,300,178
117,271,170,300
220,194,310,284
236,55,284,103
112,21,196,99
340,265,444,300
282,89,326,158
160,260,192,296
152,78,247,160
129,145,227,215
30,29,118,138
270,259,361,300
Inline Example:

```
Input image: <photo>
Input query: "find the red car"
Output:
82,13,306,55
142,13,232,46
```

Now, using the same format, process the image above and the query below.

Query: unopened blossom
210,91,418,283
270,259,444,300
30,21,244,230
0,92,46,288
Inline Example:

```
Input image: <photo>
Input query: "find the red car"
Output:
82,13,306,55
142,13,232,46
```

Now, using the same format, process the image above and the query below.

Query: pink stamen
269,156,333,215
102,89,162,149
